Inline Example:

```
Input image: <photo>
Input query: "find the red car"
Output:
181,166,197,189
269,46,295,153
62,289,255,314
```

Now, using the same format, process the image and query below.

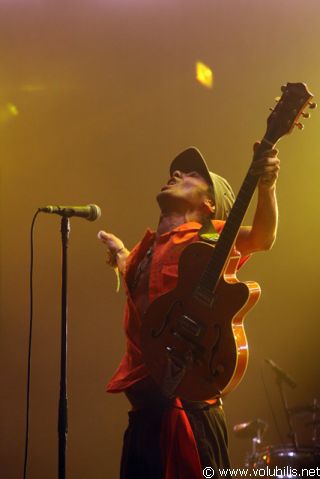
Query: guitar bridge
171,330,203,356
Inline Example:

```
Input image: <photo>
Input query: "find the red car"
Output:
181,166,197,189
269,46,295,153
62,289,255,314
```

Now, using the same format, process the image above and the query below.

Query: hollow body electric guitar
140,83,315,401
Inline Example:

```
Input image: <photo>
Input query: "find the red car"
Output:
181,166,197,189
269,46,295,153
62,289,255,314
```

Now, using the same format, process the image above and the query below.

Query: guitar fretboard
194,139,272,300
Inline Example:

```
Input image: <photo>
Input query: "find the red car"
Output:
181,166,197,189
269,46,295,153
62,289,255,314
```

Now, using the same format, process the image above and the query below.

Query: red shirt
107,221,250,479
107,220,249,393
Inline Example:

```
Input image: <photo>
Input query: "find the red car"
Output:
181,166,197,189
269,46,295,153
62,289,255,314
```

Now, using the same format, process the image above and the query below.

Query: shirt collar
143,221,203,240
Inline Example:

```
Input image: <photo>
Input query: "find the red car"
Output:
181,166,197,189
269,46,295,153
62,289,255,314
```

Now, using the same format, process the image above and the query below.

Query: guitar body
140,242,261,400
141,84,314,400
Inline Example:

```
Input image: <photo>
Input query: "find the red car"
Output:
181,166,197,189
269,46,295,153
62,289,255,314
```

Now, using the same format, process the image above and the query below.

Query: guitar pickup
178,314,203,337
193,286,214,306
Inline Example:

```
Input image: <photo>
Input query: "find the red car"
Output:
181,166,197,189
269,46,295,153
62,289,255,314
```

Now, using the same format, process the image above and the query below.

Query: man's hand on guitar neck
236,142,280,257
250,141,280,190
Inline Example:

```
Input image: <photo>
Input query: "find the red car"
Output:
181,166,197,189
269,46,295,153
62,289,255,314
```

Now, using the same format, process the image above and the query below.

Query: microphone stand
276,376,298,450
58,215,70,479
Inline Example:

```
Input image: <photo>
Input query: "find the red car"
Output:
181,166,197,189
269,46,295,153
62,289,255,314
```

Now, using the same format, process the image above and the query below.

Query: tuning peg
302,112,311,118
295,122,304,130
274,96,281,102
308,101,317,109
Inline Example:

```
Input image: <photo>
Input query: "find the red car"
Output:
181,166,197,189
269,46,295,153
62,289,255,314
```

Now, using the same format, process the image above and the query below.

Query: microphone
265,358,297,389
39,204,101,221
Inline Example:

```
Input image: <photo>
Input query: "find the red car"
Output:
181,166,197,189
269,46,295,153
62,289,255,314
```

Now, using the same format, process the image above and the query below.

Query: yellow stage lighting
0,102,19,124
196,61,213,89
7,103,19,116
21,84,47,92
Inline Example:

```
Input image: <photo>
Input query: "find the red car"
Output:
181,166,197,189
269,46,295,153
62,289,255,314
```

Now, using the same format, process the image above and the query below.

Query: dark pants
120,400,231,479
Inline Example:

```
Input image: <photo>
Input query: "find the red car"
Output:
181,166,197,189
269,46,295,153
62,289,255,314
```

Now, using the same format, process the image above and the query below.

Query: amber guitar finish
141,245,261,400
141,83,315,400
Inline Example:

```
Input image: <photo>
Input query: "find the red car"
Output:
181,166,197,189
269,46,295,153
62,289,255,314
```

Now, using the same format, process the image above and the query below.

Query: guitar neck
195,82,315,302
198,138,275,295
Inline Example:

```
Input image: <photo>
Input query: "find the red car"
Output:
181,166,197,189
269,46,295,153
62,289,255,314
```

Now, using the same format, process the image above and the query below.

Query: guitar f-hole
151,301,182,338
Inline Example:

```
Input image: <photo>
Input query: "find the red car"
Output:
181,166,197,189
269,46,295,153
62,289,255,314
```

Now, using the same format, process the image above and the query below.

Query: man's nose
171,170,183,178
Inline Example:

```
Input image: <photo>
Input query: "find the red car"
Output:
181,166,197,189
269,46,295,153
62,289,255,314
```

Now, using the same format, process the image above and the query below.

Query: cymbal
233,419,268,439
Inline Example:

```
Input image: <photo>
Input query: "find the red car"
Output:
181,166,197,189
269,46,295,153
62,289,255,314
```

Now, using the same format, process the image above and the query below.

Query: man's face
156,169,213,215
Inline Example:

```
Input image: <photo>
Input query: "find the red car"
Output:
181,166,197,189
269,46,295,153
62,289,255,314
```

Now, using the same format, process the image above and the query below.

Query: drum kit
233,361,320,476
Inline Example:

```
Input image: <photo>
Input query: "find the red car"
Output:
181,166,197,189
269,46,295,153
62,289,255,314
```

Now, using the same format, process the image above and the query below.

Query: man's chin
156,189,173,206
156,191,188,214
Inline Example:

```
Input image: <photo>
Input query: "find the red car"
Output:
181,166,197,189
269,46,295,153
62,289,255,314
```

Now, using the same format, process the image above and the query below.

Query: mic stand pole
276,377,298,450
58,215,70,479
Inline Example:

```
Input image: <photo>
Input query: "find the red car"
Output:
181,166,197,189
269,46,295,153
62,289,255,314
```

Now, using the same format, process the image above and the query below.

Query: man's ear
203,198,216,216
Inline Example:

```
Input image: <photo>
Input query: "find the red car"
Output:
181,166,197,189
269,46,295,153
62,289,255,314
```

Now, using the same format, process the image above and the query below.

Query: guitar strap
198,220,220,244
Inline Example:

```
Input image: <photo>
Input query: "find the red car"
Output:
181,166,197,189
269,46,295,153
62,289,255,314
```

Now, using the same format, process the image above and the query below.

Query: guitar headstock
265,82,316,145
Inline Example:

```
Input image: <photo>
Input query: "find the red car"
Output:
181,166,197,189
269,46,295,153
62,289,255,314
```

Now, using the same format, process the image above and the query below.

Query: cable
23,209,40,479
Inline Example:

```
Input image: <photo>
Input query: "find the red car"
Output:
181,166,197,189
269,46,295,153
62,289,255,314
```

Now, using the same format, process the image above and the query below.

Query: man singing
98,144,279,479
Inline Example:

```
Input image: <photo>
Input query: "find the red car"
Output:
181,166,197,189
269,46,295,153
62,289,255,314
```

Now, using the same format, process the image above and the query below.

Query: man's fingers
255,149,279,158
98,230,125,258
253,141,261,153
105,250,116,266
254,157,276,165
98,230,119,245
265,148,279,158
253,140,279,158
98,230,110,242
251,156,280,168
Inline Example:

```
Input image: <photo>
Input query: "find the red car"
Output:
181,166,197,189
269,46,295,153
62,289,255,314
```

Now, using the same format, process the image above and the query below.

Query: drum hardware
250,445,320,473
307,398,319,445
265,358,320,448
289,401,320,416
289,398,320,445
233,358,320,473
233,418,268,467
233,419,268,439
265,358,298,449
233,407,320,473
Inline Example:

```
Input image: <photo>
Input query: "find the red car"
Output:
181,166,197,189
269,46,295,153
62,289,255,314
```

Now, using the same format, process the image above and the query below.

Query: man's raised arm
236,143,280,256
